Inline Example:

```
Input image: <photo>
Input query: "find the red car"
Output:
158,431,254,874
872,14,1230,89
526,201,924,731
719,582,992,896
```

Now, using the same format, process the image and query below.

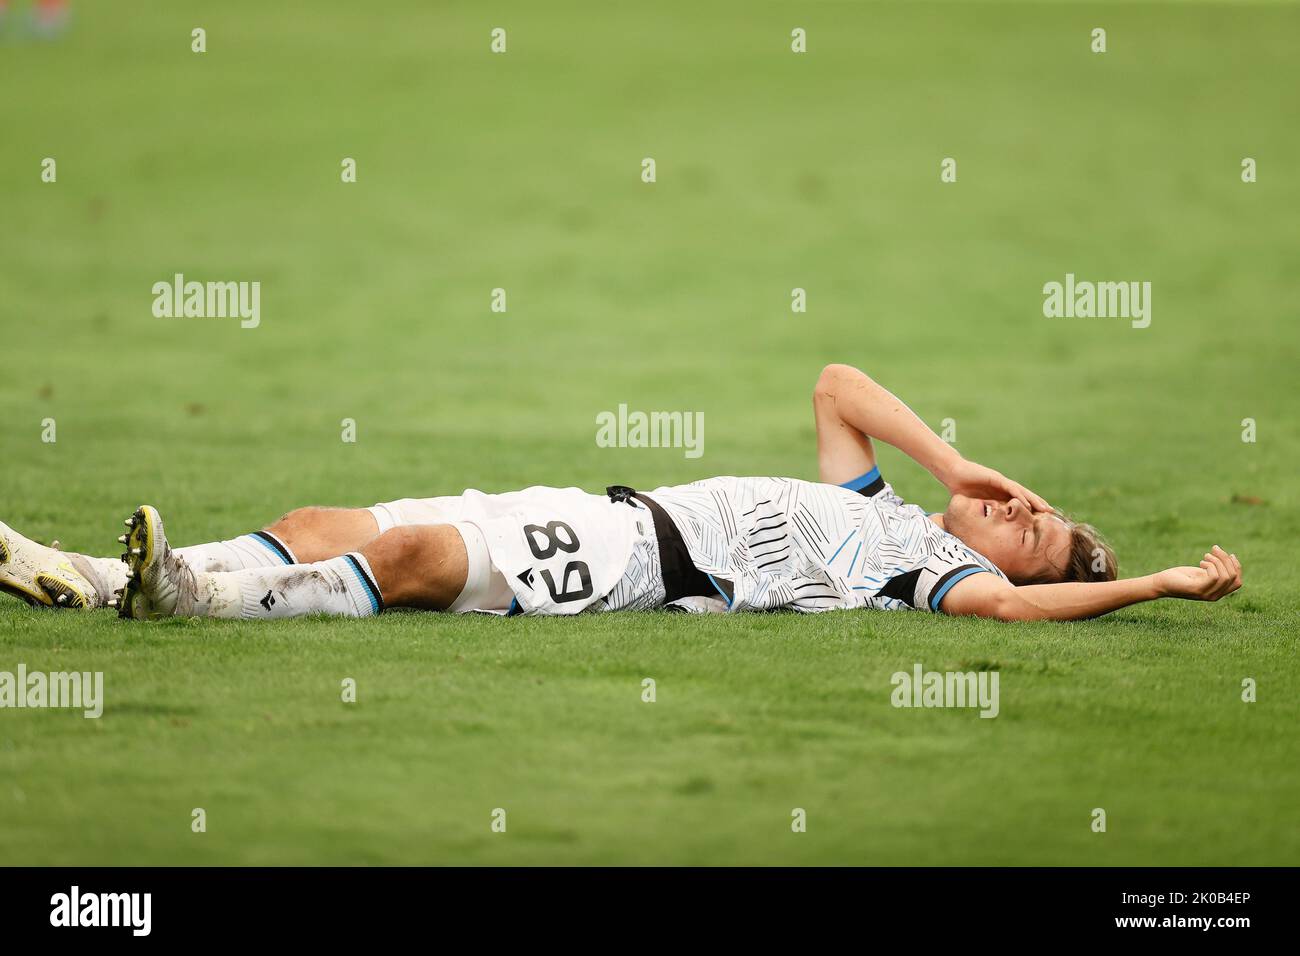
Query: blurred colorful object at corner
0,0,71,40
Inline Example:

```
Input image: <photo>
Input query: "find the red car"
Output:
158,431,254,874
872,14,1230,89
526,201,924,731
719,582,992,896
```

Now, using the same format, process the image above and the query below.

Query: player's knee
371,525,432,566
267,506,372,562
269,506,327,533
266,506,331,549
364,525,467,609
814,364,844,401
814,363,868,407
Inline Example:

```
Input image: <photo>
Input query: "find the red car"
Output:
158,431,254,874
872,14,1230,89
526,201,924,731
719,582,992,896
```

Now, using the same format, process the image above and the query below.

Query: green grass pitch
1,1,1297,865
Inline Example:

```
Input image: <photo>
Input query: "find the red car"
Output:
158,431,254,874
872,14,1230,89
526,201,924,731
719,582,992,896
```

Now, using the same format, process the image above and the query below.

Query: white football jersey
644,472,1005,613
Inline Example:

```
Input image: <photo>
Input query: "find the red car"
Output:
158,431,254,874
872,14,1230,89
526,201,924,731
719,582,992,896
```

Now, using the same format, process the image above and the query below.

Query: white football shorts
367,487,665,615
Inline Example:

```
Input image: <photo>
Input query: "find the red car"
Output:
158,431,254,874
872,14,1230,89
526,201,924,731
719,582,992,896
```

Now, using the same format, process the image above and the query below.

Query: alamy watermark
152,273,260,329
1042,273,1150,329
0,665,103,718
50,886,150,936
890,662,999,718
596,404,704,459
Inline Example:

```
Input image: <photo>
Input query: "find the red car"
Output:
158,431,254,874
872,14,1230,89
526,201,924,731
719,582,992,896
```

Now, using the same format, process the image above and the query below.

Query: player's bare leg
0,504,387,614
118,505,470,620
262,507,383,563
359,525,468,610
150,505,380,575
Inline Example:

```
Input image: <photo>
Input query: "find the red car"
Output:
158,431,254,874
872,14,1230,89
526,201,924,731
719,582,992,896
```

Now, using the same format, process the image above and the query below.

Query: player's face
943,495,1071,584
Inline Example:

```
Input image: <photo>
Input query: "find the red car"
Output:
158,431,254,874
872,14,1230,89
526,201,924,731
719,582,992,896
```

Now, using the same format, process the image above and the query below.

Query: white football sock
65,553,131,600
196,553,384,620
175,531,297,574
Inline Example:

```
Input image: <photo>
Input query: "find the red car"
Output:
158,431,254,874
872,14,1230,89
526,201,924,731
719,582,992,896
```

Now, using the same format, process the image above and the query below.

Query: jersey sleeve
913,541,993,613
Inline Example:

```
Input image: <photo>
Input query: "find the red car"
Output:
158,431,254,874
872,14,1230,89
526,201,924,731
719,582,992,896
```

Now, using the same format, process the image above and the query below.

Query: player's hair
1055,509,1117,583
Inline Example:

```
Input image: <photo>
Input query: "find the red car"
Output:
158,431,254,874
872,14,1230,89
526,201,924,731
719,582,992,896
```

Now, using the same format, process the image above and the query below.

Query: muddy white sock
65,553,131,603
176,531,296,573
198,553,383,620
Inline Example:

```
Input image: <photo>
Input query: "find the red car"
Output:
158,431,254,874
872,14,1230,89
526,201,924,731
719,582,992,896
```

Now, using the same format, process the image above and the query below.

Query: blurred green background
0,1,1296,865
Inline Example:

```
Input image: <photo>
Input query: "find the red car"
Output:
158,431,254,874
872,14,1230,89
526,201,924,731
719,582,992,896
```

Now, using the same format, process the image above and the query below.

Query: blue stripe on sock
247,533,291,564
343,555,381,614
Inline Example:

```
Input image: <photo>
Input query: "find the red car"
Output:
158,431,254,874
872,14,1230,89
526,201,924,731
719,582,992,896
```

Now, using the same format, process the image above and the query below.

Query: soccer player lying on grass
0,364,1241,622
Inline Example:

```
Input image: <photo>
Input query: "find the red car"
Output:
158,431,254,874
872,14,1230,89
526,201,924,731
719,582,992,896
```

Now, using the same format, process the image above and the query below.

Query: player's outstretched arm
940,546,1243,621
812,364,1050,511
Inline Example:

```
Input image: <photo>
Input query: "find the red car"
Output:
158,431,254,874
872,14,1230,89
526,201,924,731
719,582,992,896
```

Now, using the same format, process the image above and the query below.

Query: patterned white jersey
644,471,1006,614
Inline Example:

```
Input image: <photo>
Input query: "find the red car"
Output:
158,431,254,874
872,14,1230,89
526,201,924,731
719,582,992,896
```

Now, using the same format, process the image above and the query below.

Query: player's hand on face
1156,546,1243,601
943,460,1052,513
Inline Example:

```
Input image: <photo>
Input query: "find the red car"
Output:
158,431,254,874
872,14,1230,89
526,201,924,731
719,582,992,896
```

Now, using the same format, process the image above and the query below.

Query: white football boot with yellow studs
0,520,126,609
118,505,202,619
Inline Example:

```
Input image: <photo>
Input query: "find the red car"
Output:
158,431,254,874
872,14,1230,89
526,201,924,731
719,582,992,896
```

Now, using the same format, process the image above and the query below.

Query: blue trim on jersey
848,539,862,577
840,466,881,492
707,574,733,609
506,597,519,616
827,530,855,564
929,566,987,611
248,533,291,565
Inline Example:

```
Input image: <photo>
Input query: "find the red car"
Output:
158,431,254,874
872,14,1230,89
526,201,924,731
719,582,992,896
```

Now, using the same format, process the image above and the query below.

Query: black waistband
607,486,728,604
